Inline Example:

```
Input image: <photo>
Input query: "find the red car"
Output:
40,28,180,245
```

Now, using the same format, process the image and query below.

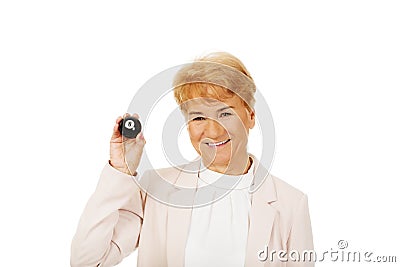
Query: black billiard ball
118,116,142,139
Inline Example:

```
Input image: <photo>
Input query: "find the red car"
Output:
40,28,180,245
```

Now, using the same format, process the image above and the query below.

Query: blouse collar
197,155,255,190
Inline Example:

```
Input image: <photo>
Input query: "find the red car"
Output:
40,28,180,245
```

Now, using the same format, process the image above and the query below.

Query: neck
204,153,253,175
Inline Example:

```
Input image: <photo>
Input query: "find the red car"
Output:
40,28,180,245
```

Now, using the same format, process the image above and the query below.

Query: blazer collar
248,154,277,203
166,154,278,267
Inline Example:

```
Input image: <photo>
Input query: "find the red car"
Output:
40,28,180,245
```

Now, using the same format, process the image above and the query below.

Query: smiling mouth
205,139,231,147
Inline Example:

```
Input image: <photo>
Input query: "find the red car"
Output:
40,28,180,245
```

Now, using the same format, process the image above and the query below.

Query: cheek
187,123,203,141
223,118,246,135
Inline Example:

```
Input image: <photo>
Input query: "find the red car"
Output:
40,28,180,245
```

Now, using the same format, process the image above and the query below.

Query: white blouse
184,159,254,267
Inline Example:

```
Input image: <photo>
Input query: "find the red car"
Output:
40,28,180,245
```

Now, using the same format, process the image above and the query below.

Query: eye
219,112,232,118
192,116,206,121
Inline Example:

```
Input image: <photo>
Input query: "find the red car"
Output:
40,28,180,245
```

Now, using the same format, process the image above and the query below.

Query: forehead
182,95,242,112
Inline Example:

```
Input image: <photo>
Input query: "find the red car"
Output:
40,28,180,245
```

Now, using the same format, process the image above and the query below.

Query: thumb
136,132,146,146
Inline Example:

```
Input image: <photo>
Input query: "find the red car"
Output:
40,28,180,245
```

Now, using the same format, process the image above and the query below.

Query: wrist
108,160,137,176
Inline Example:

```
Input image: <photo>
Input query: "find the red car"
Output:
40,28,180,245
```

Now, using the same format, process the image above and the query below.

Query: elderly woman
71,52,314,267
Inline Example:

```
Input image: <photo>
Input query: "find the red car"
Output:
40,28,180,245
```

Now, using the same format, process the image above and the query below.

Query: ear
247,108,256,129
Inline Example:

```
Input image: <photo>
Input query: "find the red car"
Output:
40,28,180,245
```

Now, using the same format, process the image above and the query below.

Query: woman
71,52,314,267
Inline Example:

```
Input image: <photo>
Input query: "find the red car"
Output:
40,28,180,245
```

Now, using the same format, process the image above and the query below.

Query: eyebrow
188,106,235,115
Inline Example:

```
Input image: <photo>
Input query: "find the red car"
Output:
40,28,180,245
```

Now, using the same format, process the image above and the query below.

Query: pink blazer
71,156,314,267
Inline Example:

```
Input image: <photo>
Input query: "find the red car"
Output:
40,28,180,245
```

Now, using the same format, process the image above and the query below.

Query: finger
111,121,122,139
111,129,120,140
136,132,146,145
123,113,140,119
115,116,123,124
113,121,120,132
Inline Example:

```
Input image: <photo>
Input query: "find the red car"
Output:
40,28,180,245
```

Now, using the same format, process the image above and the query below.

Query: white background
1,1,399,266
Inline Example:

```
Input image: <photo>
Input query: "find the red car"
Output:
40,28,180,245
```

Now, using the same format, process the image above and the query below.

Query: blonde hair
173,52,256,111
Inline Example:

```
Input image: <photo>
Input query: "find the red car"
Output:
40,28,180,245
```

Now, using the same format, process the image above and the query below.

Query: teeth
207,139,230,147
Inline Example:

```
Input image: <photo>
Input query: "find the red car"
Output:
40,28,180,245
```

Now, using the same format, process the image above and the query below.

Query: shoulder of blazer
270,175,306,204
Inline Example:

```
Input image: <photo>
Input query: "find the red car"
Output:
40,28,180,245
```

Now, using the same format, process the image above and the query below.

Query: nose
204,119,226,138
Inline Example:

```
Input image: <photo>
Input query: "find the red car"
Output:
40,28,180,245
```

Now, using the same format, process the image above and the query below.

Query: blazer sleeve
287,194,315,267
70,162,146,267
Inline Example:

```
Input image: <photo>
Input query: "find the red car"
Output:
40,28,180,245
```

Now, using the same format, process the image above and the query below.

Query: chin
199,154,229,165
211,156,231,166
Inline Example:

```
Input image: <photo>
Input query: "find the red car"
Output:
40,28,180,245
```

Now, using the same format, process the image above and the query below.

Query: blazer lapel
166,159,201,267
245,157,278,267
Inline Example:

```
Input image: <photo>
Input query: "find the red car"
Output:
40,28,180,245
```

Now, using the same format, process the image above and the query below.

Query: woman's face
183,93,255,172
